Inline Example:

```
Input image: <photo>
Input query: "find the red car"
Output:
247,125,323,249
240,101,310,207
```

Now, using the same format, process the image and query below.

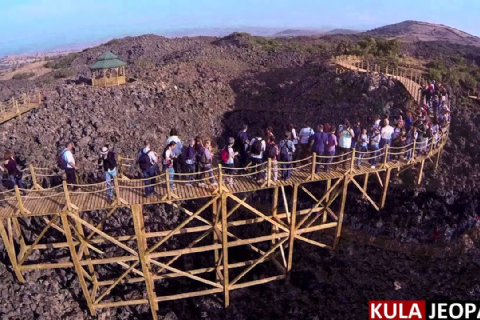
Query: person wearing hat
370,126,381,168
98,145,118,203
222,137,237,185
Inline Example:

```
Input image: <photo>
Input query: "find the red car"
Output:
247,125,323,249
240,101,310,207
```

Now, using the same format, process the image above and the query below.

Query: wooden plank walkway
0,147,442,218
0,93,42,125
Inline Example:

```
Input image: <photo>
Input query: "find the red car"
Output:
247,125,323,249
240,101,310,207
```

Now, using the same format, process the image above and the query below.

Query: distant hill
363,20,480,47
326,28,360,35
273,29,325,37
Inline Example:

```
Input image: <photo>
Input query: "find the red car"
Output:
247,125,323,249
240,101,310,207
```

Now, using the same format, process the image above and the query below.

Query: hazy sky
1,0,479,57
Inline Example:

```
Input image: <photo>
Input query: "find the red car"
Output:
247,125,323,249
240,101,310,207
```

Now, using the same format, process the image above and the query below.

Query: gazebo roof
90,51,127,70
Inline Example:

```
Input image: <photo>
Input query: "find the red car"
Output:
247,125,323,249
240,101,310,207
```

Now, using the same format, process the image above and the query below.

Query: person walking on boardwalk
249,131,266,183
166,128,182,173
184,138,195,187
221,137,237,185
310,125,328,173
404,126,418,160
352,120,362,149
235,124,249,169
194,136,204,176
0,151,26,195
337,121,355,169
298,123,314,159
380,119,394,161
279,131,295,180
163,141,177,191
137,141,159,197
58,141,78,187
370,127,381,168
98,146,118,203
265,135,279,182
324,126,337,173
288,123,299,160
356,128,369,168
199,139,216,187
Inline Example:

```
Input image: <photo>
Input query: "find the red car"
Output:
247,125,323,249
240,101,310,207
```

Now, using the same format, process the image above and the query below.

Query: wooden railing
92,75,126,88
0,92,42,124
0,130,448,218
335,55,425,106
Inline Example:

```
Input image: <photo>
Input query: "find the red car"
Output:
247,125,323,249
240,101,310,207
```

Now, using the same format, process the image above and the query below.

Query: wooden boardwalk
0,56,449,319
0,93,42,124
0,145,444,218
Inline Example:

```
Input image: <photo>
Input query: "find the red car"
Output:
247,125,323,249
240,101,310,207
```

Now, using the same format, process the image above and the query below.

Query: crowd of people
0,80,450,203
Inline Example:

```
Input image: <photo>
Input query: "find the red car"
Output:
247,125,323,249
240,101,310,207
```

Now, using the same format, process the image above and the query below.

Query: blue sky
1,0,479,57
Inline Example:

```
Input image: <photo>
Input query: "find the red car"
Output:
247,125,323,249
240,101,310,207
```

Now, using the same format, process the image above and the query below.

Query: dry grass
0,61,52,81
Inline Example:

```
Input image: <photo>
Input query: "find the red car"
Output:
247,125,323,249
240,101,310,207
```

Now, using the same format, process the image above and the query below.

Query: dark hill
363,20,480,47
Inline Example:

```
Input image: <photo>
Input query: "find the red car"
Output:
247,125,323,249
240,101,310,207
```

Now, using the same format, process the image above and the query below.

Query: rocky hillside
364,20,480,47
0,33,412,178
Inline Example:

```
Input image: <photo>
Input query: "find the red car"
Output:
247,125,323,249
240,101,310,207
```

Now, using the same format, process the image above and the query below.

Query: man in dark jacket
98,146,118,202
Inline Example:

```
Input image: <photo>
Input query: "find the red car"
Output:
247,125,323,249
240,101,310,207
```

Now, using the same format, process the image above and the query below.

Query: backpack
57,149,68,170
280,141,293,161
200,149,211,165
138,150,152,171
265,144,278,159
251,138,263,155
104,152,117,171
221,148,229,163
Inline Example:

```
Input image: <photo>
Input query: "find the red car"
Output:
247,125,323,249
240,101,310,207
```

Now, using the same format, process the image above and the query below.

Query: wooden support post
113,176,122,206
380,168,391,209
383,145,389,168
221,193,230,307
272,187,279,247
0,218,25,282
411,138,417,162
0,102,5,120
385,65,389,75
14,186,28,215
38,92,41,104
62,181,76,211
11,217,26,262
71,211,98,300
213,198,221,281
286,184,298,281
362,173,369,199
428,137,434,156
434,148,442,171
333,176,349,249
311,152,316,180
417,160,425,185
132,204,157,318
165,171,171,200
117,155,123,178
350,149,356,173
59,210,95,315
267,159,272,187
323,179,331,223
29,164,41,189
15,98,20,118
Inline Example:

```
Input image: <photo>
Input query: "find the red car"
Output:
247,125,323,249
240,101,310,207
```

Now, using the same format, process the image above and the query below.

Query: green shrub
12,72,35,80
106,39,119,45
44,52,78,69
52,68,75,79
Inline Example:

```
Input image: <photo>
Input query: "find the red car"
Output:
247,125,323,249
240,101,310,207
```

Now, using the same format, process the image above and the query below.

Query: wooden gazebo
90,51,127,87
